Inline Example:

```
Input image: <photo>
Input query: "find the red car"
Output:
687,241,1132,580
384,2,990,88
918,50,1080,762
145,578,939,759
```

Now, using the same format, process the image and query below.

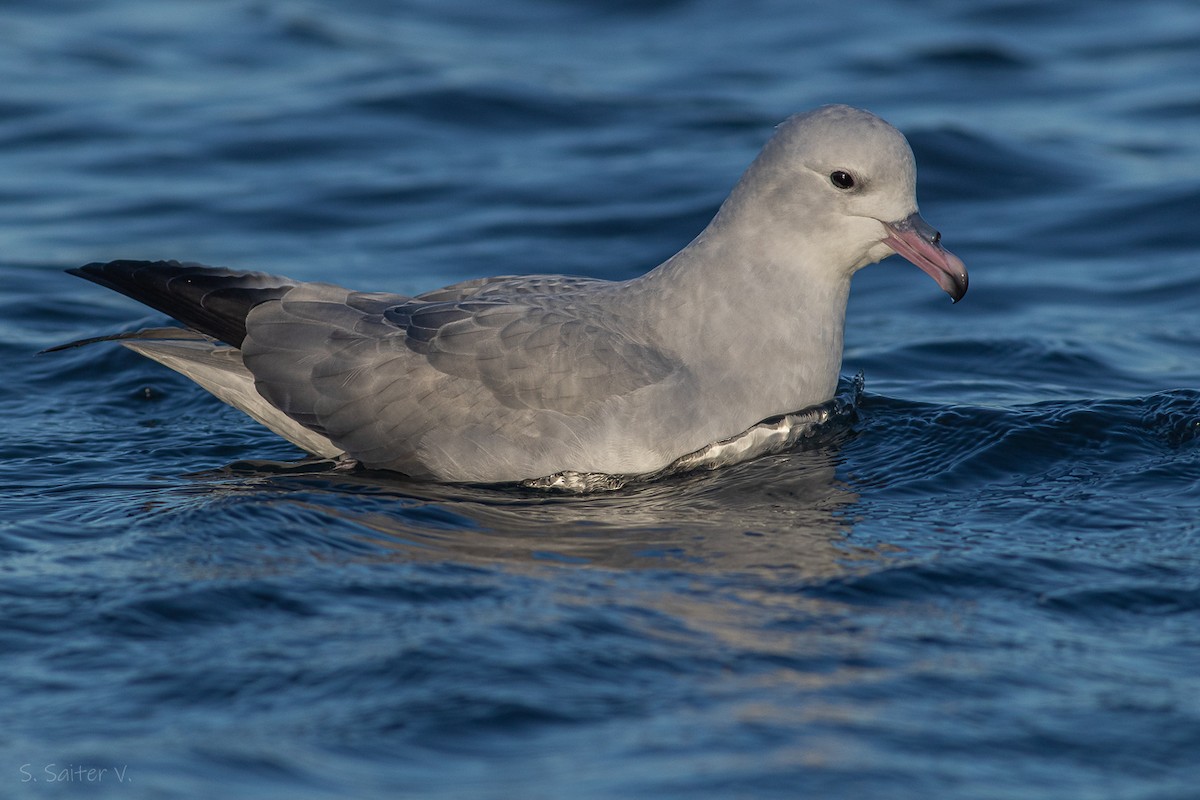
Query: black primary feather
68,260,296,347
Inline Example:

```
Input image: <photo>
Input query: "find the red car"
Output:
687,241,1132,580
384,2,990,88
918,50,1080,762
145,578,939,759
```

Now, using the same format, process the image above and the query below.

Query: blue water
3,0,1200,797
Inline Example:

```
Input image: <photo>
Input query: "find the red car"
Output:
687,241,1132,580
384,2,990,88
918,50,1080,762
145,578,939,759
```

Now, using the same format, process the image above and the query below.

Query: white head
715,104,967,301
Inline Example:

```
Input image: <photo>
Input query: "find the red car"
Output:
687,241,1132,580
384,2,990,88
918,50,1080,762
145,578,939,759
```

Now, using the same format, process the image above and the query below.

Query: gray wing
408,275,676,409
241,278,681,476
410,274,610,302
384,297,676,412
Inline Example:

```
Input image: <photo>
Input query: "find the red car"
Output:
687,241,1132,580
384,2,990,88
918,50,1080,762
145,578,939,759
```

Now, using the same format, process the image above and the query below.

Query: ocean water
3,0,1200,797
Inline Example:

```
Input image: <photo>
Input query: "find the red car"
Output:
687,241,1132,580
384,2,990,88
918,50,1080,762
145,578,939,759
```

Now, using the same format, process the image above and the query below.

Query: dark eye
830,170,855,190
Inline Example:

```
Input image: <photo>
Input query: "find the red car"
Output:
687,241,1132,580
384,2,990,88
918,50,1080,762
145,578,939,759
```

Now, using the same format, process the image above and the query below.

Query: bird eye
830,170,855,190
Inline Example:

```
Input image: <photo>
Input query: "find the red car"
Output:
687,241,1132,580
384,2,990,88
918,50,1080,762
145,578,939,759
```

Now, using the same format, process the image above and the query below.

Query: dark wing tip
65,259,294,348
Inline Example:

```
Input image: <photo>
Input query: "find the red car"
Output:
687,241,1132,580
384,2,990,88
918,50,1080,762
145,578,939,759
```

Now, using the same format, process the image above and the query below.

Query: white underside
522,400,842,492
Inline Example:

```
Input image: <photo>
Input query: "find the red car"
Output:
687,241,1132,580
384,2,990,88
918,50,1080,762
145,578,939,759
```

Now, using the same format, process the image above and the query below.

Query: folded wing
242,276,681,478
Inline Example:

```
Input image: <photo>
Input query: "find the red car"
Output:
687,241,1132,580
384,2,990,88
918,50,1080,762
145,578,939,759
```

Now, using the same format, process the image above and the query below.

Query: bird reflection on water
166,472,890,612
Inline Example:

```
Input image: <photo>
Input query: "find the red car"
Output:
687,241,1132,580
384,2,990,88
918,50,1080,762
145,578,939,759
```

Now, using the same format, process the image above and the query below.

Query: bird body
61,105,966,484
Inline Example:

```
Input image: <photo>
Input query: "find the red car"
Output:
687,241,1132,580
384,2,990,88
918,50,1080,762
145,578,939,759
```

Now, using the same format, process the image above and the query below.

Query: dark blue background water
3,1,1199,797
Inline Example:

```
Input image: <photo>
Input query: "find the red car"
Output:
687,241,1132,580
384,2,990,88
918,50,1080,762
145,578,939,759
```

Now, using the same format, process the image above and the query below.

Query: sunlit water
3,0,1200,797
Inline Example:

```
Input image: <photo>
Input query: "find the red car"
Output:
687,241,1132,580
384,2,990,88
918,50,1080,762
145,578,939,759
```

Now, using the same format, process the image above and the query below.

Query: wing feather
242,275,681,476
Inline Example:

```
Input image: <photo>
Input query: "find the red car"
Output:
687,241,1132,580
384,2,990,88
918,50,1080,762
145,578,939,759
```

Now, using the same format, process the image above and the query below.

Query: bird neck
635,217,854,415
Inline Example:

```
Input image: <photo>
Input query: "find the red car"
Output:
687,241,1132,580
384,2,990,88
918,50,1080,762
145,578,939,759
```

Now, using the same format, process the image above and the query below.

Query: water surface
3,1,1200,797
